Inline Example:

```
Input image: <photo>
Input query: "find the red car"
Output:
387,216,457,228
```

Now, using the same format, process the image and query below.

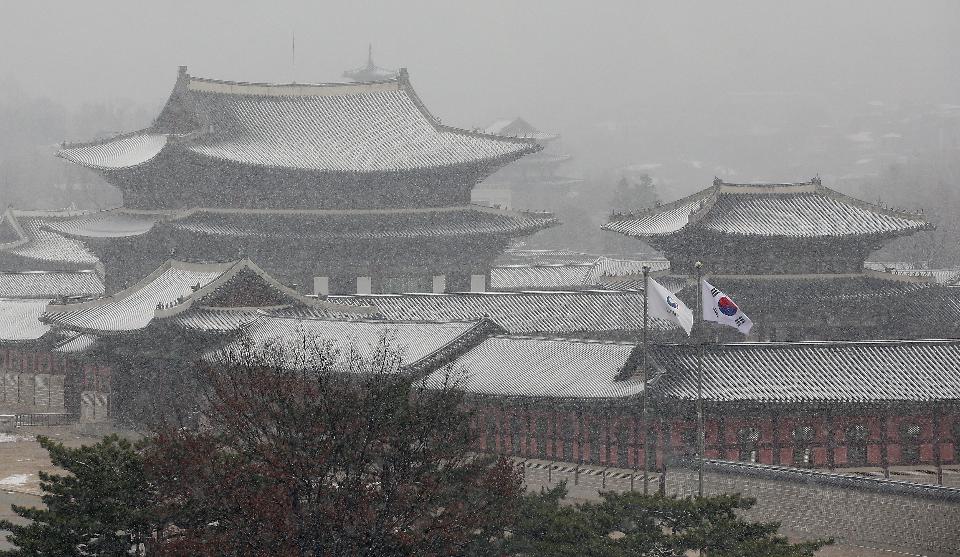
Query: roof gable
483,117,558,142
0,210,25,245
42,259,373,334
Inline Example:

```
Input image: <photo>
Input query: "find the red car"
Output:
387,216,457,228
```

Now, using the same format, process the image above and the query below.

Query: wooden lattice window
792,425,816,467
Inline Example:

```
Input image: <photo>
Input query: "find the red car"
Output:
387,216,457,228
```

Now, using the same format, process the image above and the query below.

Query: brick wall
475,404,960,470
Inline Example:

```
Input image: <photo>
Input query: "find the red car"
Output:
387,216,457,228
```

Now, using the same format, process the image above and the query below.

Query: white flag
646,277,693,335
701,279,753,335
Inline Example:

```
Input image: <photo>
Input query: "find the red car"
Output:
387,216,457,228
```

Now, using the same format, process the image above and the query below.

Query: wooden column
771,410,781,465
934,408,943,485
717,412,727,461
575,411,584,465
665,418,675,466
881,412,891,478
826,409,835,471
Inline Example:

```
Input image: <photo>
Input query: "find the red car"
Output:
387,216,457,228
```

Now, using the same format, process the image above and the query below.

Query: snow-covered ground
0,474,31,487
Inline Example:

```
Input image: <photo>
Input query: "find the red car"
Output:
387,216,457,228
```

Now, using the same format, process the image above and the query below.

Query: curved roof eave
56,130,173,172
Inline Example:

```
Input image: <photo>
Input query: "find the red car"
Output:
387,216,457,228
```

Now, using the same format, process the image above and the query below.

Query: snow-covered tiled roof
0,299,52,341
483,117,558,142
490,257,669,291
604,196,709,237
652,339,960,403
44,209,172,239
57,132,169,170
0,270,103,299
37,206,555,242
42,260,229,333
670,274,960,334
214,316,496,373
167,308,263,332
490,264,595,290
604,179,930,239
426,335,643,400
590,257,668,279
52,332,98,354
169,305,371,333
327,290,678,336
42,259,373,334
160,206,556,240
0,211,100,269
59,68,540,174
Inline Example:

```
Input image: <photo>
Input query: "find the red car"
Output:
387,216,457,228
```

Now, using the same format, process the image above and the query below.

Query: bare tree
147,332,522,556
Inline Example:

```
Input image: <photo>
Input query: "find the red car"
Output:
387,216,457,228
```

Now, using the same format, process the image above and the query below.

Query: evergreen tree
495,483,830,557
0,435,156,557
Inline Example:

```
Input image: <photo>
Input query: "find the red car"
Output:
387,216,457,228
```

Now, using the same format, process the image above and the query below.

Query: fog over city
2,1,958,192
1,3,960,555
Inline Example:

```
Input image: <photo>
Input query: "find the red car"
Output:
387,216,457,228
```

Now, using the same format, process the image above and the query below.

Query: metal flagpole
641,265,650,496
694,261,705,498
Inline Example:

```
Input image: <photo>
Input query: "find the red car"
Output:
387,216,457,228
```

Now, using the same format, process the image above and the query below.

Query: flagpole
641,265,650,496
694,261,705,498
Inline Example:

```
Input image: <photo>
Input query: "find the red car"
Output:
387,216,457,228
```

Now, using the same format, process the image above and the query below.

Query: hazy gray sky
2,0,958,184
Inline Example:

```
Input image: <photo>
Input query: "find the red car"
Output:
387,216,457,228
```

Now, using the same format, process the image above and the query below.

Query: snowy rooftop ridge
41,259,373,335
58,66,542,174
604,177,931,239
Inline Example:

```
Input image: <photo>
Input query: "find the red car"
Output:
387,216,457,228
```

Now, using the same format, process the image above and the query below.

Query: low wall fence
513,456,960,556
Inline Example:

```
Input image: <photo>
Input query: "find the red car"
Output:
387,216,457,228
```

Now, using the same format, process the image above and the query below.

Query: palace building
603,178,960,341
54,67,556,294
0,61,957,480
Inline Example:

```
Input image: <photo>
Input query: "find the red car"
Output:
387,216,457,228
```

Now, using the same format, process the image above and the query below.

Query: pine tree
495,484,830,556
0,435,156,557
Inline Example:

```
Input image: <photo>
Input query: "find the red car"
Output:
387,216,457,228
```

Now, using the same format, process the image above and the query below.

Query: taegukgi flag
646,277,693,336
701,279,753,335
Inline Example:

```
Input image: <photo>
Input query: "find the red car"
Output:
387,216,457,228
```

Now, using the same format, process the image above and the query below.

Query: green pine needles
0,435,155,557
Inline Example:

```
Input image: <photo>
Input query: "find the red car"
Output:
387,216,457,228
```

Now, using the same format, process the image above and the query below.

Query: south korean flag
701,279,753,335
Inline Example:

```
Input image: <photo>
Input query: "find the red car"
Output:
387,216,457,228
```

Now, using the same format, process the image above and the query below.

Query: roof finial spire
713,176,722,187
368,43,374,66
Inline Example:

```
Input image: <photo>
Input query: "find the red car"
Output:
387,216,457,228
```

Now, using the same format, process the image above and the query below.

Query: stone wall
518,458,960,556
667,461,960,556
